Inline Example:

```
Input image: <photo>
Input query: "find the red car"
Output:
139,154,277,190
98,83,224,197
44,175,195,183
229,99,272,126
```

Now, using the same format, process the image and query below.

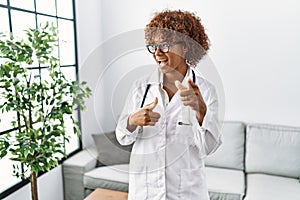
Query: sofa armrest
62,147,98,200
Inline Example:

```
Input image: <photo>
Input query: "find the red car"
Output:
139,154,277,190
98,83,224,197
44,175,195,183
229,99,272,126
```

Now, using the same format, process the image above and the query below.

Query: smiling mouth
158,60,168,66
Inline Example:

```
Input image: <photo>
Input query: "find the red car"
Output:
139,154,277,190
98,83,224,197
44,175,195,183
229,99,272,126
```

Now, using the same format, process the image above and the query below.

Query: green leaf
0,150,8,158
0,22,91,177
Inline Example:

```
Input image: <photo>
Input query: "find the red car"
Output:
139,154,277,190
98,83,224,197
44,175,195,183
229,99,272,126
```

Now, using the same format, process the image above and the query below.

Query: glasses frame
146,41,184,54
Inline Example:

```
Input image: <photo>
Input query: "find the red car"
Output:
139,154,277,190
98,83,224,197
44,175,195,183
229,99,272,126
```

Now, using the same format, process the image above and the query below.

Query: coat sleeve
115,80,143,146
191,81,222,157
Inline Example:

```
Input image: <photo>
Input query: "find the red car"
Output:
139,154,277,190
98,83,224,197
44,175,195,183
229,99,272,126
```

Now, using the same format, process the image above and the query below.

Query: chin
158,64,173,74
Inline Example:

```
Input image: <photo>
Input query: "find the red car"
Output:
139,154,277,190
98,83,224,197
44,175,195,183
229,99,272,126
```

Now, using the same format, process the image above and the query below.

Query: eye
146,44,157,54
148,44,157,49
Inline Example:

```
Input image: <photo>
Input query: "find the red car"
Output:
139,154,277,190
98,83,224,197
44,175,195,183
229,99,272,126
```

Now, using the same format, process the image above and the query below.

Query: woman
116,9,221,200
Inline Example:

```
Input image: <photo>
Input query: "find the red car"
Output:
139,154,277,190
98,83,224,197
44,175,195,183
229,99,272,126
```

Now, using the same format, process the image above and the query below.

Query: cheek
168,53,184,64
169,48,185,60
152,54,157,62
171,47,185,57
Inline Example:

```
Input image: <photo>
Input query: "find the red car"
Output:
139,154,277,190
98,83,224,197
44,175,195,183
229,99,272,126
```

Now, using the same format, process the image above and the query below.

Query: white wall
76,0,103,146
79,0,300,148
78,0,300,147
206,0,300,126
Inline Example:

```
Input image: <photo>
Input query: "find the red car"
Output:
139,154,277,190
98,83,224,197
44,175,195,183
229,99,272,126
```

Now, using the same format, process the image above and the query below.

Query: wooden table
84,188,128,200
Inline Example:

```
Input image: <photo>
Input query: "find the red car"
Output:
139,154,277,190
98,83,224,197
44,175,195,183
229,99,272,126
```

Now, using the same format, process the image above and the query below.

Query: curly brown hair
145,9,210,66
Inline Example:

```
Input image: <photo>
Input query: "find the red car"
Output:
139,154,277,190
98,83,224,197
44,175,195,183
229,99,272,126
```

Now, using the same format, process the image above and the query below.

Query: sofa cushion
205,121,245,170
63,147,98,200
245,174,300,200
92,132,133,166
206,166,245,200
246,123,300,178
84,164,129,192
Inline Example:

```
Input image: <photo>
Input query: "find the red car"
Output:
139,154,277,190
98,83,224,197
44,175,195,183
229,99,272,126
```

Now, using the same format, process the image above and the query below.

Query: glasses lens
160,44,169,53
147,45,156,54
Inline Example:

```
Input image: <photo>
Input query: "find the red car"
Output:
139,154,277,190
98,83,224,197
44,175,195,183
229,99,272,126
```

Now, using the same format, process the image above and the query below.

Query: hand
175,78,207,124
127,97,161,132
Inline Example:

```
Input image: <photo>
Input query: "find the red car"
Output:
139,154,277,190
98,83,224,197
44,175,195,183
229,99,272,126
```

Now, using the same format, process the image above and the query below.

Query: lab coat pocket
139,125,161,140
179,167,209,200
175,123,194,145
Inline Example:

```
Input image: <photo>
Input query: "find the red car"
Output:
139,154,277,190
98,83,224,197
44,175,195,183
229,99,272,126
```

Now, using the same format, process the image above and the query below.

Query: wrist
196,106,206,126
127,115,137,132
128,115,133,126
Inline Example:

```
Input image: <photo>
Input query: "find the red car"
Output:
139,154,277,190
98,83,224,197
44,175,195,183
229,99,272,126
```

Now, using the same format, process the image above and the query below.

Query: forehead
147,28,176,43
151,33,180,44
152,35,168,44
146,27,187,44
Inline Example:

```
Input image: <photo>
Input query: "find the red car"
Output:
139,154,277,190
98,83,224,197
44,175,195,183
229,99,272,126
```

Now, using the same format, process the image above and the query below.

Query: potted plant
0,23,91,200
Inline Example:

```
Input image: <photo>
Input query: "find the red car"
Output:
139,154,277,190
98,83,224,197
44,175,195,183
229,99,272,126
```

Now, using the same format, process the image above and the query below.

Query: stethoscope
137,69,196,133
140,69,196,108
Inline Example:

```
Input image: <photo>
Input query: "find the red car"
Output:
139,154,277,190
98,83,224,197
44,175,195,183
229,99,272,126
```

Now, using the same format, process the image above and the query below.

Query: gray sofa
62,121,300,200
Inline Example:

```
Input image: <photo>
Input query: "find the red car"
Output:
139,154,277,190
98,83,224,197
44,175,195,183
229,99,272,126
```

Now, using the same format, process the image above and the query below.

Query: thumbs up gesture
127,97,161,131
145,97,158,111
175,78,207,124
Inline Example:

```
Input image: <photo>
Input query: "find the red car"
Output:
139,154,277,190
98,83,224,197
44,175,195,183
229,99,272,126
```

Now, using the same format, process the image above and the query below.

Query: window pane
57,0,73,19
0,111,16,132
64,113,80,154
58,19,75,65
0,7,9,33
37,15,57,27
28,69,40,83
0,159,21,192
40,67,79,154
0,0,79,195
61,66,76,80
0,0,7,5
10,0,34,11
61,67,79,154
0,141,22,193
40,67,76,111
0,70,40,133
40,68,52,83
36,0,56,16
60,67,79,154
37,15,59,64
11,10,36,37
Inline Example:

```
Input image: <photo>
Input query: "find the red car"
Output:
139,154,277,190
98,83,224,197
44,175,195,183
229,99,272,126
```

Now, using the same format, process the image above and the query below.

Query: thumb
175,80,187,91
146,97,158,110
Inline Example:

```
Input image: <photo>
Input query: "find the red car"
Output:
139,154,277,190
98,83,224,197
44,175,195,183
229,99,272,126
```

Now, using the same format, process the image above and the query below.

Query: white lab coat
116,67,221,200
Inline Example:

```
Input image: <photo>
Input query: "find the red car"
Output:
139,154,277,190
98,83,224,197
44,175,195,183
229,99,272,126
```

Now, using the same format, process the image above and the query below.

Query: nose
154,46,164,55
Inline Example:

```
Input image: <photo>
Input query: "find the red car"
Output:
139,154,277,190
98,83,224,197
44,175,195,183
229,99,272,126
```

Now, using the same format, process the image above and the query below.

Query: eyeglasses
146,41,183,54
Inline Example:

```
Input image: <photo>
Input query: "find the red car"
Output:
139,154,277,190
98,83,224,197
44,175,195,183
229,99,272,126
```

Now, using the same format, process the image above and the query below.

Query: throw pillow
92,131,133,166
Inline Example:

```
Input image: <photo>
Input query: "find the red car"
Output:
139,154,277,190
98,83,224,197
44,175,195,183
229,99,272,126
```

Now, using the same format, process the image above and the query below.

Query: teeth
157,59,167,66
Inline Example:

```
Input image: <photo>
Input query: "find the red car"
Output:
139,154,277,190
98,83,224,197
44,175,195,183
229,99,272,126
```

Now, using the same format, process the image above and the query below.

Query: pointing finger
175,80,187,91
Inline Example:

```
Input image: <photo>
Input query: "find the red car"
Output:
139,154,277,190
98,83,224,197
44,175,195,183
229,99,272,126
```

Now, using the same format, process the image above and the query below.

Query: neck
163,65,188,85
